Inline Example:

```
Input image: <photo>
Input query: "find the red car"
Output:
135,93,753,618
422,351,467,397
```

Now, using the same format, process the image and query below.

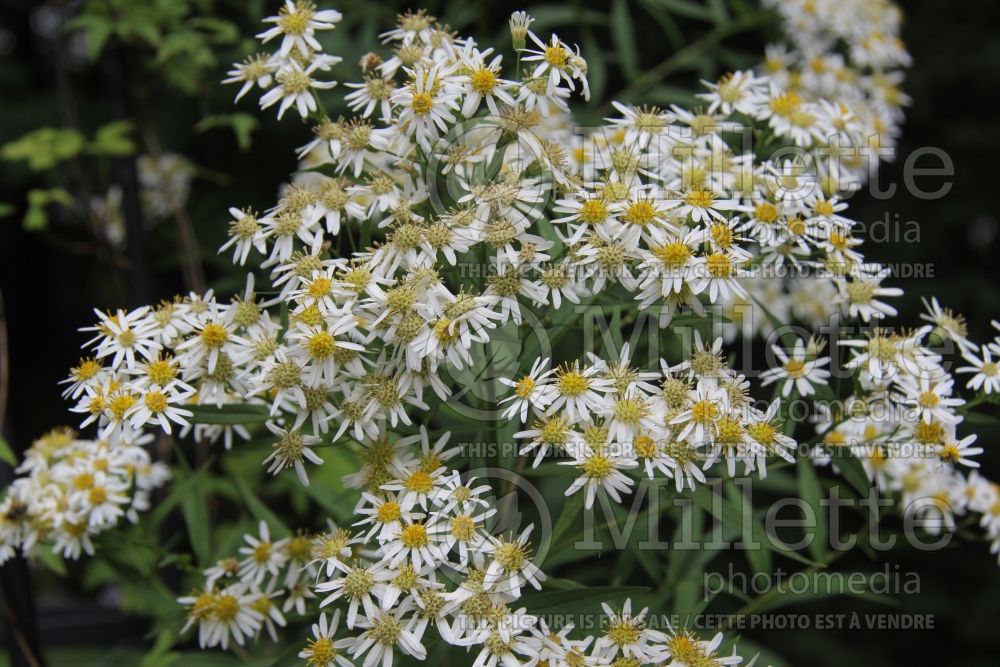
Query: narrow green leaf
707,0,730,22
35,548,67,576
526,6,607,30
149,459,213,527
611,0,639,78
234,476,289,535
186,403,270,425
797,458,828,561
581,29,607,104
0,436,16,466
827,446,872,497
646,0,715,21
181,482,211,566
550,492,585,548
520,586,650,613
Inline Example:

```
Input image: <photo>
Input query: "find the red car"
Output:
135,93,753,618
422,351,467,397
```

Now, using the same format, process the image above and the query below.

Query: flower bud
509,11,533,51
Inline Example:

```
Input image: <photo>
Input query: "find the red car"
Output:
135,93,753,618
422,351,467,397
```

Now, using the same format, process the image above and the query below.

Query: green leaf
1,127,85,170
234,476,289,535
520,586,650,613
707,0,730,22
611,0,639,78
185,403,270,425
23,188,74,231
550,492,585,549
637,0,684,50
149,458,213,527
181,478,211,566
827,446,872,498
797,458,828,562
195,113,259,152
66,14,113,61
188,17,240,44
0,436,16,466
35,548,68,576
0,202,16,218
89,120,136,156
525,5,608,30
581,29,607,104
645,0,715,21
964,411,999,424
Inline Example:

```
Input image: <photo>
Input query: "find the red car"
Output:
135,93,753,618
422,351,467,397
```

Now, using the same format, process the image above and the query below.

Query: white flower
594,599,668,662
957,345,1000,394
299,610,355,667
560,441,638,509
499,357,557,422
760,337,831,397
238,520,289,585
317,560,391,629
549,362,614,422
262,421,324,485
223,54,276,102
836,267,902,322
257,0,343,58
348,602,427,667
920,297,974,352
457,48,516,117
392,64,461,151
937,434,983,469
482,524,546,596
196,584,264,650
260,59,339,120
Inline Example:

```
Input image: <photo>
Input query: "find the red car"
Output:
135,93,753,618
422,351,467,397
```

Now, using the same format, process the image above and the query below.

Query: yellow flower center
514,376,535,398
578,199,608,224
411,91,434,115
470,68,498,93
684,189,714,208
544,46,569,68
654,242,691,268
401,523,428,548
200,323,229,348
557,370,589,396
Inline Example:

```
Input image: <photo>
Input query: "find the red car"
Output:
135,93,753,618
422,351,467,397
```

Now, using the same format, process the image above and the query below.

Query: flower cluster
760,0,910,169
177,520,318,649
503,342,795,509
0,428,169,564
224,0,344,119
180,428,756,667
799,308,1000,557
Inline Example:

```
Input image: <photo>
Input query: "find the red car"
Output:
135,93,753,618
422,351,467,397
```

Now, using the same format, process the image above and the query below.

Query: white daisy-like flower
593,598,669,662
238,520,289,586
482,524,546,596
257,0,344,58
223,54,276,102
549,362,615,422
348,601,427,667
259,59,339,120
560,441,638,509
499,357,557,422
262,421,324,485
957,345,1000,394
760,337,831,397
299,610,355,667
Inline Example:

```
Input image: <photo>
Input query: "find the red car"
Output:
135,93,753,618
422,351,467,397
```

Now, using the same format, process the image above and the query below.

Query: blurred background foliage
1,0,999,665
